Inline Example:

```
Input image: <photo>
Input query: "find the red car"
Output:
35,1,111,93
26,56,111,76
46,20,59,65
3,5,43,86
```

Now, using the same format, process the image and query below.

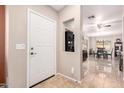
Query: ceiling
50,5,65,12
83,5,123,37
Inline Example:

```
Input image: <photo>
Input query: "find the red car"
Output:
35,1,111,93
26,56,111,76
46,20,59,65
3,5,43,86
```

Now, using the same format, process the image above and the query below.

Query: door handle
30,52,34,55
31,47,34,50
30,52,37,55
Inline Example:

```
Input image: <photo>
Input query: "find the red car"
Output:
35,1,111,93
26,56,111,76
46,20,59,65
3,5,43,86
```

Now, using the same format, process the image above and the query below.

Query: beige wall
7,5,82,87
58,6,82,81
7,5,58,88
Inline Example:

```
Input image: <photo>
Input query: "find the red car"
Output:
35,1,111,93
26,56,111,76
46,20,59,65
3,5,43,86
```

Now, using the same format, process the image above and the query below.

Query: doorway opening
82,5,124,87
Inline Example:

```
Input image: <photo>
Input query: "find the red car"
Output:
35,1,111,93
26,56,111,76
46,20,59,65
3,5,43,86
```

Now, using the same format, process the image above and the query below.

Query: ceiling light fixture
88,15,96,20
97,24,111,30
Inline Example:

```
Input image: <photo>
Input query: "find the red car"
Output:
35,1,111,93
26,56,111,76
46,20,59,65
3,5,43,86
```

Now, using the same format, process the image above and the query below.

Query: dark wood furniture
83,50,88,61
0,5,5,85
89,48,93,55
119,52,123,71
114,39,123,57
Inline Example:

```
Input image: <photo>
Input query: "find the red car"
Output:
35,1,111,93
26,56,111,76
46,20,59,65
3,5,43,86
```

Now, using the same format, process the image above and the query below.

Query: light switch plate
16,44,25,49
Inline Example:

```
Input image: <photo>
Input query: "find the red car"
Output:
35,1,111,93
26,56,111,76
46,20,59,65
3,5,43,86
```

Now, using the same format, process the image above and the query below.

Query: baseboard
57,73,81,83
30,75,55,88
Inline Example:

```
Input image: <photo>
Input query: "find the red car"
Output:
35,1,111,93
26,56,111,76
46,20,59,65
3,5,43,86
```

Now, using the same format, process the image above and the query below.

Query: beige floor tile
33,56,123,88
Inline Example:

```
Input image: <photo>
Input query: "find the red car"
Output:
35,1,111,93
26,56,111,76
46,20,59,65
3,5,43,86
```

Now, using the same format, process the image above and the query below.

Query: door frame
122,16,124,80
27,8,57,88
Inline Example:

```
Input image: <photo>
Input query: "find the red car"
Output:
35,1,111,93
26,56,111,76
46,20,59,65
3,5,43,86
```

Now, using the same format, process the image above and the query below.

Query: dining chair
107,49,113,59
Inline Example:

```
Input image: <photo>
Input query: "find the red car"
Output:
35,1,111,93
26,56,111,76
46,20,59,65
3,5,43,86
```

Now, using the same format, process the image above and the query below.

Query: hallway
33,57,124,88
82,56,124,88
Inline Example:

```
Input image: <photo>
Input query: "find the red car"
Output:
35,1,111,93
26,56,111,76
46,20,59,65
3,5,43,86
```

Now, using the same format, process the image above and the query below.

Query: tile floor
33,56,124,88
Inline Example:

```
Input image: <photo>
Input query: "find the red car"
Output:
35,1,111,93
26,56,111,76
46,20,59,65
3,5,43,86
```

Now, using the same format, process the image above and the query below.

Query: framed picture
96,40,111,50
104,40,111,50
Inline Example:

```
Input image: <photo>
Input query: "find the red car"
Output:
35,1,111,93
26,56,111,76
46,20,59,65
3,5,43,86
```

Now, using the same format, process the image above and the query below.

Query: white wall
58,5,82,81
7,5,58,88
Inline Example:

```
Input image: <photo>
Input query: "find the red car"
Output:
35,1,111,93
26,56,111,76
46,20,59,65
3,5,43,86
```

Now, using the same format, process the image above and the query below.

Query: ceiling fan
87,15,121,29
97,24,111,29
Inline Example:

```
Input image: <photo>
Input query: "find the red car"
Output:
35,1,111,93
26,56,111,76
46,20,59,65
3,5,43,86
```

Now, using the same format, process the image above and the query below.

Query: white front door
28,10,56,87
